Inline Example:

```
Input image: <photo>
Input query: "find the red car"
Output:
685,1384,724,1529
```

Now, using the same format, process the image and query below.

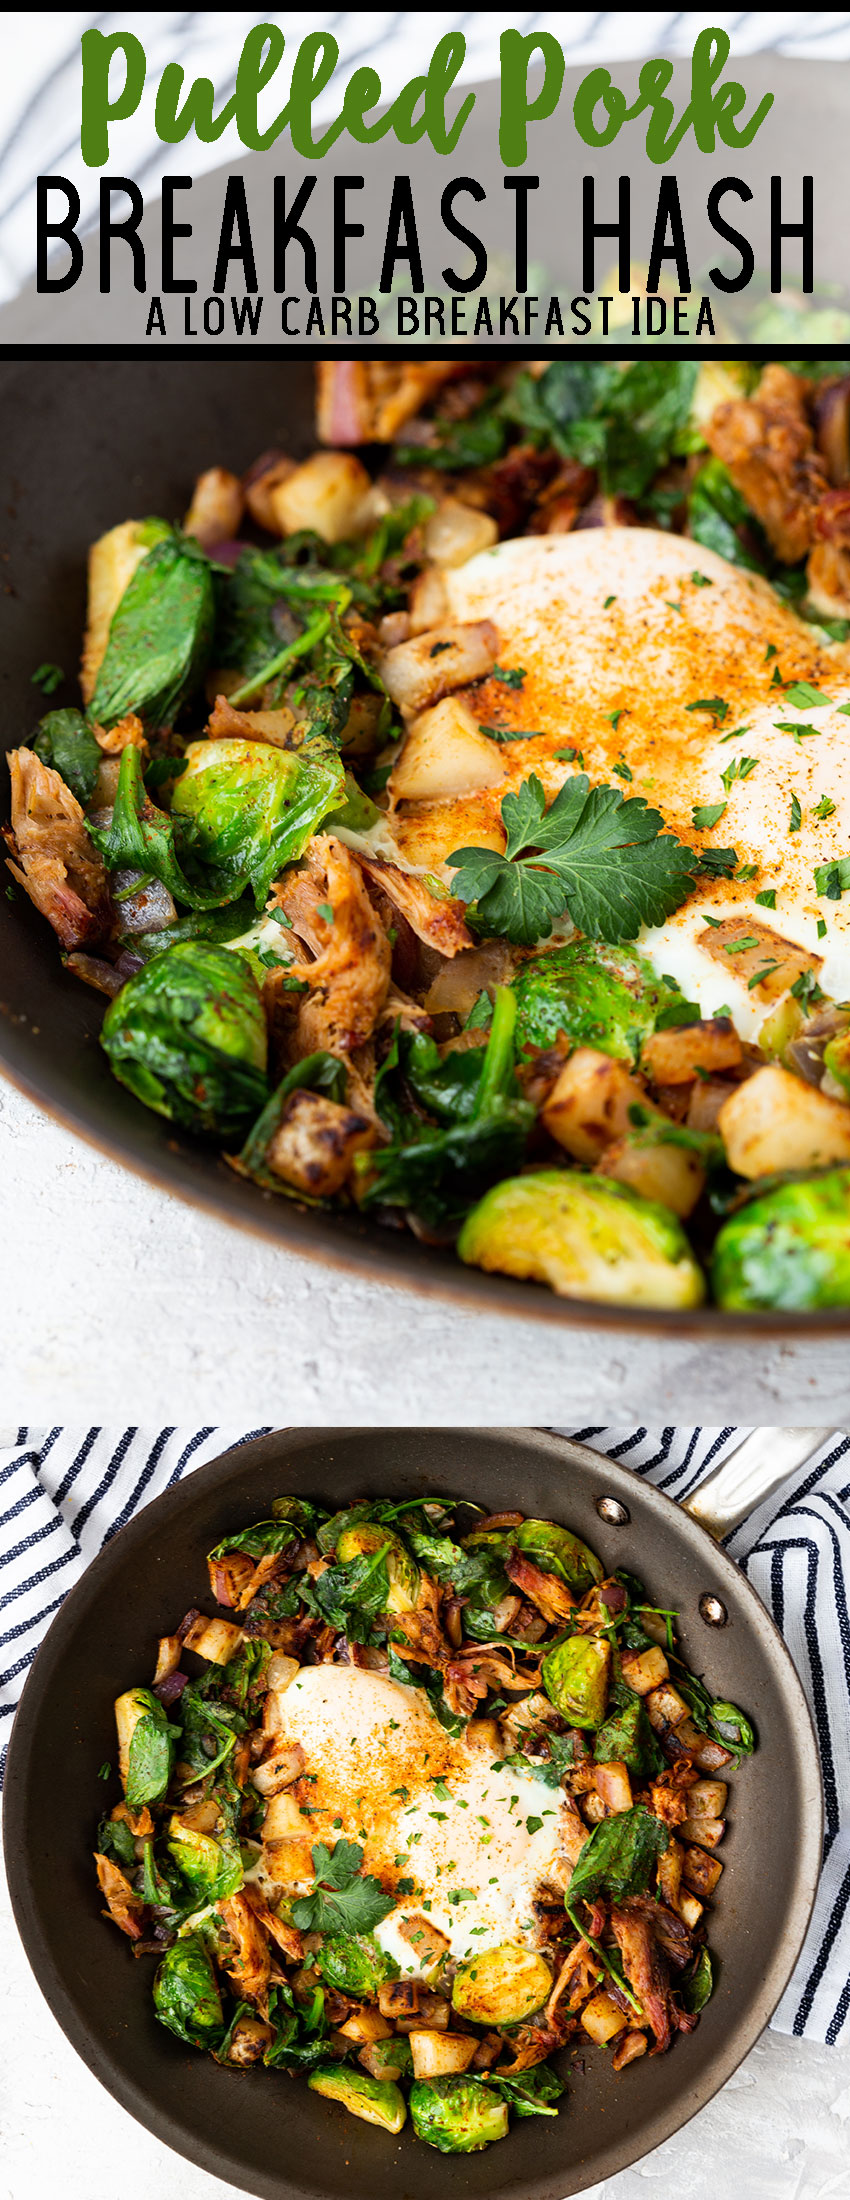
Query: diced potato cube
184,466,244,547
719,1063,850,1179
658,1834,684,1908
381,620,498,718
594,1761,633,1813
676,1721,732,1772
683,1845,724,1899
181,1614,243,1663
620,1645,669,1695
645,1683,691,1731
582,1793,607,1824
409,2030,479,2080
423,500,498,568
391,695,505,800
408,568,449,633
581,1990,628,2043
676,1890,704,1929
270,451,376,543
266,1089,375,1199
688,1778,728,1818
642,1018,743,1085
263,1790,306,1842
542,1049,654,1166
252,1744,306,1798
680,1814,726,1851
339,2008,393,2045
597,1134,705,1218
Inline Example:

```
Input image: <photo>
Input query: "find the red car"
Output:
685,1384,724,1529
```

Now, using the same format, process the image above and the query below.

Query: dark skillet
3,1427,822,2200
1,352,846,1338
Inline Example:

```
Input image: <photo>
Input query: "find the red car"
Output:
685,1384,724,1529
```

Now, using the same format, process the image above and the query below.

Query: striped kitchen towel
1,1421,848,2044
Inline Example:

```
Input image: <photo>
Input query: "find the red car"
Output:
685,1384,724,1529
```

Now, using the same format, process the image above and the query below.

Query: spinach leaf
209,1520,297,1562
682,1946,714,2014
97,1813,137,1870
516,360,698,501
176,1676,247,1781
593,1691,665,1776
671,1667,756,1763
688,458,770,574
264,1980,330,2070
291,1840,396,1937
90,533,215,731
361,987,533,1229
566,1804,669,1923
387,1645,466,1736
488,2061,564,2116
395,401,508,472
312,1545,393,1642
33,708,102,804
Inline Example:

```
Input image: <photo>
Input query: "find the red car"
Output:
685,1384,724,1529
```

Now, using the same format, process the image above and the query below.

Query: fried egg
391,529,850,1037
271,1663,569,1965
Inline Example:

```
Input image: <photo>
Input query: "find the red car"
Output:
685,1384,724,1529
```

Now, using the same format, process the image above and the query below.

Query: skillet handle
681,1426,836,1538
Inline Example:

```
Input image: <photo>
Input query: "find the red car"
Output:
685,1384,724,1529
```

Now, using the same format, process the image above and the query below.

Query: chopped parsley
791,969,826,1008
686,696,728,724
776,721,820,745
613,756,633,782
783,682,833,709
812,794,837,820
692,801,727,830
691,571,713,587
493,664,525,687
815,857,850,902
789,794,803,834
755,889,777,909
31,661,64,694
721,755,758,793
608,709,624,731
448,772,697,948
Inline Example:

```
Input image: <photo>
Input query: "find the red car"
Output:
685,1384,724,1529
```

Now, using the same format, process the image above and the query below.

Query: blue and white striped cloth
1,1423,848,2044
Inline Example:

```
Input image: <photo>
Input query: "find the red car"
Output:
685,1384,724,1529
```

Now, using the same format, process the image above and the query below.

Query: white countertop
2,1847,848,2200
3,1083,850,1422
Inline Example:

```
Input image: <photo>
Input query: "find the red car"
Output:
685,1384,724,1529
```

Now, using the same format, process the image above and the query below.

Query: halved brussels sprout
514,1519,603,1594
308,2065,407,2134
457,1171,706,1309
452,1943,552,2027
101,940,269,1139
335,1521,420,1612
512,942,693,1064
153,1934,224,2049
171,737,344,907
316,1934,398,1997
115,1686,175,1806
713,1167,850,1309
359,2035,414,2082
542,1636,611,1728
167,1815,243,1903
409,2076,509,2153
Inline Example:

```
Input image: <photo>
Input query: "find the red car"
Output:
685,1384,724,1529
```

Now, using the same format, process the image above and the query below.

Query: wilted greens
100,940,268,1137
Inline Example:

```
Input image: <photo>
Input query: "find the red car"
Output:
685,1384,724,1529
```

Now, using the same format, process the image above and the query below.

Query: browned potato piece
270,451,377,543
153,1634,182,1685
262,1791,305,1842
687,1076,736,1133
594,1761,633,1813
266,1089,376,1198
378,1978,420,2019
181,1614,243,1663
658,1833,684,1909
597,1134,705,1219
423,500,498,568
409,2031,478,2080
645,1682,691,1731
243,449,296,532
339,2008,393,2045
408,568,449,633
542,1049,655,1165
676,1719,732,1772
381,620,499,717
719,1063,850,1177
683,1845,724,1899
184,466,244,546
697,917,821,1003
392,696,505,800
581,1990,628,2043
251,1743,306,1798
642,1017,743,1084
396,1915,451,1975
620,1645,669,1695
680,1814,726,1851
688,1777,728,1817
262,1835,315,1882
676,1890,704,1929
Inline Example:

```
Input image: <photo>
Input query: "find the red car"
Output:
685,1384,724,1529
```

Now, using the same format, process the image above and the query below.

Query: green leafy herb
125,1690,180,1808
755,889,777,909
692,802,727,830
31,661,65,695
493,665,526,688
291,1840,396,1937
783,682,833,710
776,721,820,745
812,794,837,820
567,1804,669,1918
687,697,728,725
448,774,696,948
789,794,803,834
487,2062,564,2117
33,708,102,804
815,858,850,902
90,532,214,731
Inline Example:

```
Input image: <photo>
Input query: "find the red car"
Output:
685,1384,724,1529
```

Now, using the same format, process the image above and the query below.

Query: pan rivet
596,1496,630,1525
699,1593,728,1626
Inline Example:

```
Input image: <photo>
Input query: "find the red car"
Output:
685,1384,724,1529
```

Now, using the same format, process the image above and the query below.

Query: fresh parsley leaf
815,858,850,901
697,846,738,878
690,571,713,587
686,696,728,724
31,661,65,695
479,724,540,743
492,664,526,687
448,774,696,947
791,968,826,1010
783,682,833,709
692,801,727,830
290,1840,395,1937
755,889,777,909
776,721,820,744
812,794,836,820
789,794,803,834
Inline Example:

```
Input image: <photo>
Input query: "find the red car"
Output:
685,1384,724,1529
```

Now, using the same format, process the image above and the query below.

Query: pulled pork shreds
4,745,110,948
274,834,392,1057
92,711,147,755
706,362,829,565
610,1899,675,2052
504,1550,577,1625
216,1891,272,2005
95,1852,144,1939
354,851,473,957
808,484,850,612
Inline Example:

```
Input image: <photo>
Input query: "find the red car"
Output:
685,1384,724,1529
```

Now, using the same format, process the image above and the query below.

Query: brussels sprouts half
308,2065,407,2133
167,1815,244,1903
171,737,344,906
101,940,269,1139
512,942,693,1064
316,1934,398,1998
713,1166,850,1309
335,1521,420,1613
457,1170,706,1309
409,2075,509,2153
452,1943,552,2028
514,1518,603,1594
153,1934,225,2050
542,1635,611,1728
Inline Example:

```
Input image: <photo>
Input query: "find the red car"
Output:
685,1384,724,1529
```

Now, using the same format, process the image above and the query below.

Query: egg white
273,1663,569,1964
430,529,850,1033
